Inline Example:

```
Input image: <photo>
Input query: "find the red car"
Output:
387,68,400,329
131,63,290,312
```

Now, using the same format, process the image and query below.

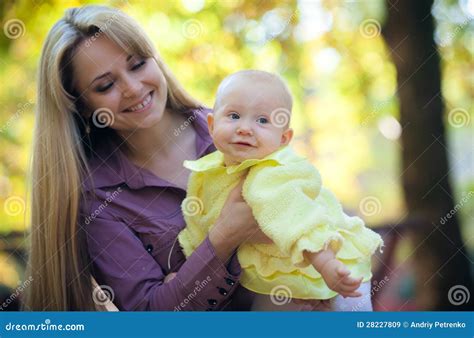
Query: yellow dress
178,146,383,299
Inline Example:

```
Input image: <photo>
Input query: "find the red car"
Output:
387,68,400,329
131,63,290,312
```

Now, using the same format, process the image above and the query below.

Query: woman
25,5,265,311
25,5,372,312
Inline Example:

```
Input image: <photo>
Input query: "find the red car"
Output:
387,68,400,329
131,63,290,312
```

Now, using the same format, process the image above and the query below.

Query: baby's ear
281,128,293,146
207,113,214,135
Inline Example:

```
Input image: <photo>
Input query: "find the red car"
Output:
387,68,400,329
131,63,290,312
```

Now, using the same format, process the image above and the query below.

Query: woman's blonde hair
25,5,201,310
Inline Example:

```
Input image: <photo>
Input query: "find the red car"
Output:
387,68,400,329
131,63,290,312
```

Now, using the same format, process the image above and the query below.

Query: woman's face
71,35,168,131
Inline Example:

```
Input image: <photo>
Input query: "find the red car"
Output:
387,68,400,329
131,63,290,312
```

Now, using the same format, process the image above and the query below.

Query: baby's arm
304,249,363,298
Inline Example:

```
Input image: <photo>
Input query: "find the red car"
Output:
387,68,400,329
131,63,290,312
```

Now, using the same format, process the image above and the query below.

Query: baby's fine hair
214,69,293,111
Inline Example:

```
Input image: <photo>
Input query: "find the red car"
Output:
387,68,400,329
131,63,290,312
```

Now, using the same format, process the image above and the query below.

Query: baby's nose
237,126,253,135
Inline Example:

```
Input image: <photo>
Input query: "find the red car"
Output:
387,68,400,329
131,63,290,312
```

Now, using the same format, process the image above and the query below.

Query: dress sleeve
83,211,241,311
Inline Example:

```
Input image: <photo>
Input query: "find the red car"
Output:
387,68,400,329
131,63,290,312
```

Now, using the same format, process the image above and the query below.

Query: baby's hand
320,259,363,298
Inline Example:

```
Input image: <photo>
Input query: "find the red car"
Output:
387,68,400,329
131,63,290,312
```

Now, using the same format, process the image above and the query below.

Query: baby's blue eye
257,117,268,124
229,112,240,120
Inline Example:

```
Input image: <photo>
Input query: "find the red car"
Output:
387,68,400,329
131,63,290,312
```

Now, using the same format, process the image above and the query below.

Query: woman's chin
136,115,163,129
125,106,165,129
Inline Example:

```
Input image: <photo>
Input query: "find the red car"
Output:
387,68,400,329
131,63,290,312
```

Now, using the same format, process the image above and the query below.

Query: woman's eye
131,60,146,71
95,60,145,93
257,117,268,124
96,82,114,93
229,113,240,120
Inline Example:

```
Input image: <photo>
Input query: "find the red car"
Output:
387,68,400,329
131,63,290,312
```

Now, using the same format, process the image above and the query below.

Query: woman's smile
122,90,154,113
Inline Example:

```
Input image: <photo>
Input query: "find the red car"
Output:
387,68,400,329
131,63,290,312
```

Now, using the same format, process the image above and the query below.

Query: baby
178,70,383,311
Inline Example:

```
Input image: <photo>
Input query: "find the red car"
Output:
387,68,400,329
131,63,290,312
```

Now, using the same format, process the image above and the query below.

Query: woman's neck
118,108,187,163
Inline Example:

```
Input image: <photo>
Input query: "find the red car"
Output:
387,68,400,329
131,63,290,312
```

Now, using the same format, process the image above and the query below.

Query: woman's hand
243,230,273,245
209,179,272,262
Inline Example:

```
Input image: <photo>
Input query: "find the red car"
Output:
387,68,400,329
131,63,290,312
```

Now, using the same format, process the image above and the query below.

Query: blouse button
207,299,218,306
225,278,235,286
218,288,228,296
145,244,153,253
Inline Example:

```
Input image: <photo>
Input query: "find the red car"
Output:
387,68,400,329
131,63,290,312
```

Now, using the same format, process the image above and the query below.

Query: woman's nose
122,77,143,99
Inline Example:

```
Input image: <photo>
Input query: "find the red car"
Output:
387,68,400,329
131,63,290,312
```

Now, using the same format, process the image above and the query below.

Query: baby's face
208,77,293,166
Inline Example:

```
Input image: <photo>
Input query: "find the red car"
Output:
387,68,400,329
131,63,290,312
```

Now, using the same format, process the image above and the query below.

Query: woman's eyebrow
89,55,134,86
90,72,111,86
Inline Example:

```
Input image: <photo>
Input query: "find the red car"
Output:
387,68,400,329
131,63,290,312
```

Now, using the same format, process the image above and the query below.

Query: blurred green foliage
0,0,472,288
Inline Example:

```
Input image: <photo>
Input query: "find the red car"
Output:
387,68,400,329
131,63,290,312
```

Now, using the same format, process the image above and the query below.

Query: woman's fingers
244,229,273,244
227,179,245,202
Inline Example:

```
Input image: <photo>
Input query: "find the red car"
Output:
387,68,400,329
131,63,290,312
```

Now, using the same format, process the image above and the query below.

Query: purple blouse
80,108,252,311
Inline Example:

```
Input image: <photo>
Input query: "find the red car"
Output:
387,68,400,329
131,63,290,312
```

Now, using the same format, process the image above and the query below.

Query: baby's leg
330,281,373,311
251,293,333,311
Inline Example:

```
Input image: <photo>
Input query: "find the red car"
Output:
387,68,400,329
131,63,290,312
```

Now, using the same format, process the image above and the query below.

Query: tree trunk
382,0,472,310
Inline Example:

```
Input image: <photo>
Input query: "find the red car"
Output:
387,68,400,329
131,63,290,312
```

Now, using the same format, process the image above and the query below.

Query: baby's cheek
258,135,282,154
212,127,230,144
